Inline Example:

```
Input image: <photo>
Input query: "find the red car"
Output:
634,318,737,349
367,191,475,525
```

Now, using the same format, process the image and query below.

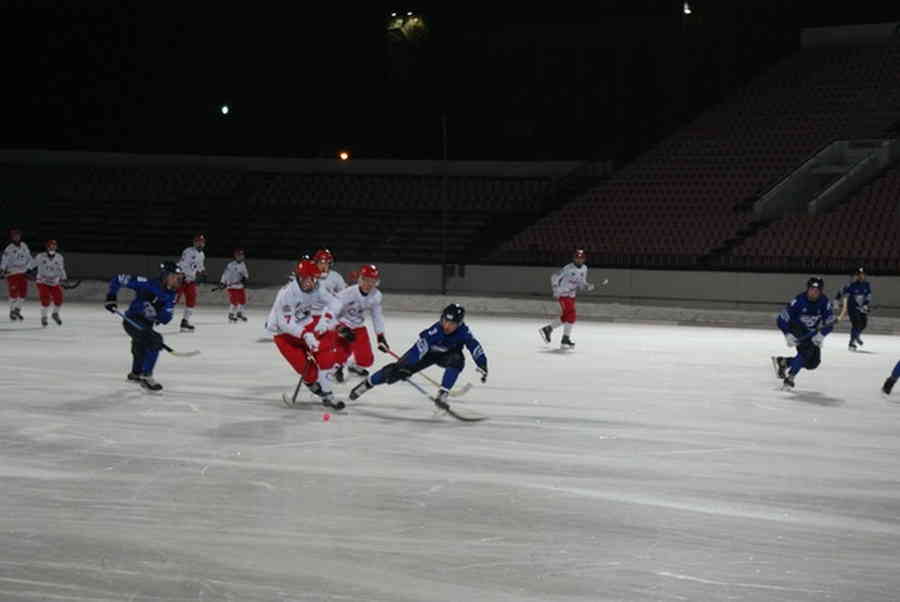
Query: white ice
2,303,900,601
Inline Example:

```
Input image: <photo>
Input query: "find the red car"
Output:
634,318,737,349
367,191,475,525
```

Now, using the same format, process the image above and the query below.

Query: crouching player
349,303,487,411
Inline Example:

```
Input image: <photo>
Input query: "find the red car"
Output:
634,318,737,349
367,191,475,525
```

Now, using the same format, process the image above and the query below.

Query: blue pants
371,350,465,390
123,317,163,376
849,311,867,344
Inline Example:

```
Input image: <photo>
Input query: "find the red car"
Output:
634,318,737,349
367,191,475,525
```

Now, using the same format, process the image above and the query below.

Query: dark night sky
2,2,898,162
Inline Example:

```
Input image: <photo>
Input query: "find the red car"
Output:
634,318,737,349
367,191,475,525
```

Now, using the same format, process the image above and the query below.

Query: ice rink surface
3,303,900,601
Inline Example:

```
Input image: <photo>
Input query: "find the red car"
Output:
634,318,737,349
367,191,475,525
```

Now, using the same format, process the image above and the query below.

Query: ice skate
334,365,345,383
781,374,795,390
433,388,450,412
349,379,373,400
140,374,163,391
560,335,575,348
236,312,248,322
180,318,195,332
51,312,61,325
348,366,369,378
127,372,142,383
41,316,48,327
539,325,552,343
883,377,896,396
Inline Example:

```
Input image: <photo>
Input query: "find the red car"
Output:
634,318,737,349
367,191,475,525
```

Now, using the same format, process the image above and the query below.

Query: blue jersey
835,281,871,314
777,293,835,339
403,321,487,370
107,274,177,325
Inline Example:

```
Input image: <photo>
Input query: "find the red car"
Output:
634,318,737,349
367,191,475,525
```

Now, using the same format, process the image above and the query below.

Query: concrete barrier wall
61,252,900,315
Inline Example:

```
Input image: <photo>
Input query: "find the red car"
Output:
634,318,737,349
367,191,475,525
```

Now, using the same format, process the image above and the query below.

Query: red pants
337,326,374,368
6,273,28,299
37,283,63,307
558,296,576,323
228,289,247,305
176,281,198,307
274,330,342,384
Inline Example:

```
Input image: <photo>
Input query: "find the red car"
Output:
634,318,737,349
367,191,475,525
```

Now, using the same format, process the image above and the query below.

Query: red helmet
194,234,207,244
574,249,587,260
359,264,380,280
295,259,320,280
46,239,58,249
313,248,334,263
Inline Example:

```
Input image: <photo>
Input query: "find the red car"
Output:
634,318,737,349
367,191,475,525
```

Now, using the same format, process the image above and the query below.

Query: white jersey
311,270,347,315
220,260,249,289
337,285,385,334
34,252,67,286
551,263,591,298
1,242,32,275
266,281,342,338
178,246,206,282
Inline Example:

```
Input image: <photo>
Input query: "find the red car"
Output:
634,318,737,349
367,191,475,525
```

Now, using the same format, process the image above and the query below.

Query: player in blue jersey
835,267,872,351
104,261,184,391
349,303,488,410
771,277,836,389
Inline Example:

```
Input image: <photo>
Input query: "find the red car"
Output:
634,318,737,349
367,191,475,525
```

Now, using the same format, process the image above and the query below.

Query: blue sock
891,361,900,381
789,353,804,376
441,367,461,390
370,368,386,386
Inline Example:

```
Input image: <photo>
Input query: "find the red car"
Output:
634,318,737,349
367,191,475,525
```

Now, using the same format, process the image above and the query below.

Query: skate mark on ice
655,571,832,595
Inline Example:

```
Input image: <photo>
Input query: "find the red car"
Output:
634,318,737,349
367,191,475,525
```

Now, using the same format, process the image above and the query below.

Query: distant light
391,12,397,17
338,151,350,161
220,105,230,115
683,2,692,15
407,11,413,16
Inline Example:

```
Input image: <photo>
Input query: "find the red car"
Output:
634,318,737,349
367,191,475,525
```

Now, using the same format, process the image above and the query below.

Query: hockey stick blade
168,349,201,357
442,406,488,422
61,280,82,290
404,377,487,422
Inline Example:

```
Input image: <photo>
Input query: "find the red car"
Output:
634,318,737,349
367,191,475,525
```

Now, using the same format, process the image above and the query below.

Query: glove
860,305,870,314
377,333,390,353
476,366,488,383
784,333,798,347
812,333,825,347
141,301,158,320
303,332,319,352
314,314,333,334
337,325,356,342
104,294,118,314
586,283,596,292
